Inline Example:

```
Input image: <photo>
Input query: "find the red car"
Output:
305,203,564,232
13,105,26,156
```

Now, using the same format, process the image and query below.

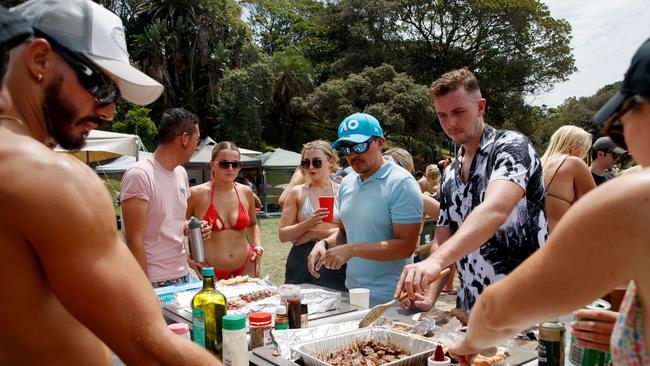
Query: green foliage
532,81,622,150
296,64,440,161
213,63,274,148
125,0,254,133
111,106,158,150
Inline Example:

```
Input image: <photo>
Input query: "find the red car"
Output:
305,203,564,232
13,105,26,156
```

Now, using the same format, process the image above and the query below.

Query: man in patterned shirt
396,68,547,312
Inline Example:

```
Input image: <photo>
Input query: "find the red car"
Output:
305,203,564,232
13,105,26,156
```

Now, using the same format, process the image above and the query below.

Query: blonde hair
211,141,240,161
301,140,339,174
541,125,592,172
424,164,441,185
383,148,414,174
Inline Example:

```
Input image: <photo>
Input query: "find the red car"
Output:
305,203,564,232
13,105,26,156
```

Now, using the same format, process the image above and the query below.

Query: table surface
158,283,549,366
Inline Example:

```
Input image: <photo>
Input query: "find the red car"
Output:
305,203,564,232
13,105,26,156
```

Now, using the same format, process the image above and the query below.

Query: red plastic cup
318,196,335,222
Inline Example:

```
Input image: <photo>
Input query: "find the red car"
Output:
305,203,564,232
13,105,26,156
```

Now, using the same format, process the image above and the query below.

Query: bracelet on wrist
321,239,329,249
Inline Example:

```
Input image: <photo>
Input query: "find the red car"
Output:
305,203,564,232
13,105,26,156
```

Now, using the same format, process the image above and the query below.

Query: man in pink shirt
121,108,211,287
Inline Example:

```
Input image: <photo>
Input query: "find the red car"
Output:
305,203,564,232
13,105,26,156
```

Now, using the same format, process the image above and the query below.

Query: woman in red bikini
187,141,263,279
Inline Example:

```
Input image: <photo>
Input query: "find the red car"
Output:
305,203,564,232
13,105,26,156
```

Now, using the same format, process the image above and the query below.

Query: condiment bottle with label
249,312,272,349
274,306,289,330
222,314,248,366
279,284,301,329
191,267,227,356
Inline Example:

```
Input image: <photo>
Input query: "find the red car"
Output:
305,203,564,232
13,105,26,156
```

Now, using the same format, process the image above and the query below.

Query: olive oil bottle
192,267,227,356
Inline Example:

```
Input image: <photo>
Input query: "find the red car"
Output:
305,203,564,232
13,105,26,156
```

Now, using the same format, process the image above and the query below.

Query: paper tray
292,327,437,366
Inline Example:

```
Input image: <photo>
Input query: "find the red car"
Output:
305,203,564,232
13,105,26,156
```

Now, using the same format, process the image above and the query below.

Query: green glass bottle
192,267,228,357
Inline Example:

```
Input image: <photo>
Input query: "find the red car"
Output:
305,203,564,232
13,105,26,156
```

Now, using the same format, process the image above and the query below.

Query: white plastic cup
349,288,370,309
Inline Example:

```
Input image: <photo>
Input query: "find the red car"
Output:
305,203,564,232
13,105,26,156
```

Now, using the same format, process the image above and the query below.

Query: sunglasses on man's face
603,95,646,150
36,31,120,105
217,160,242,169
300,158,323,169
338,138,375,156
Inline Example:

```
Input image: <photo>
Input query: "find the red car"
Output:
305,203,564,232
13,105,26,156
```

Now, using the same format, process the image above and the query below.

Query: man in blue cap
307,112,423,304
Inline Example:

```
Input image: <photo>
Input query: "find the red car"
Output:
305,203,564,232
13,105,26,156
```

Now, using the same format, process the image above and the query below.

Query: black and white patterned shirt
438,124,547,312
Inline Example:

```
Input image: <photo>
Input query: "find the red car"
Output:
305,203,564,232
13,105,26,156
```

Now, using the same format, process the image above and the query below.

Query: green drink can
569,299,612,366
539,321,565,366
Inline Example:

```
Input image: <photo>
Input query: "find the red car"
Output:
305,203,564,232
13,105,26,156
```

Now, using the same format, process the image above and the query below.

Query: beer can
569,299,612,366
539,321,565,366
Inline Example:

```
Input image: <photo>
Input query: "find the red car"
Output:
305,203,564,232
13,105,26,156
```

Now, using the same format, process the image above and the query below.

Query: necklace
0,115,26,126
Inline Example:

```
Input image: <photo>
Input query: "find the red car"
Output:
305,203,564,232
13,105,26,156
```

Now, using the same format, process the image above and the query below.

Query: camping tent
55,129,140,163
257,148,301,214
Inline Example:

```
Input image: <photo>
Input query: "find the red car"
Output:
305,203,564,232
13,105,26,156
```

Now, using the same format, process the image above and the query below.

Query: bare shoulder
0,135,116,247
235,182,253,196
568,169,650,229
1,137,108,204
190,181,210,195
563,156,589,169
289,183,308,200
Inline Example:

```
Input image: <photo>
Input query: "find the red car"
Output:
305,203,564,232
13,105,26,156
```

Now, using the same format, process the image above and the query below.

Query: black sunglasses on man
34,30,120,105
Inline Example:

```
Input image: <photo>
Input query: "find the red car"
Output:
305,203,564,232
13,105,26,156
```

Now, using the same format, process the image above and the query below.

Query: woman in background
540,125,596,232
279,140,346,291
418,164,441,198
187,141,263,279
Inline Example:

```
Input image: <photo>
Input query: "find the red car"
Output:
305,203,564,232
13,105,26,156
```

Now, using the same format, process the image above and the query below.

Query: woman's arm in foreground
452,173,650,358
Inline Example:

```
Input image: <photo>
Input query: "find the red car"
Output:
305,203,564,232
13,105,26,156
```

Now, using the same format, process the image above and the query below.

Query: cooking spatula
358,268,451,328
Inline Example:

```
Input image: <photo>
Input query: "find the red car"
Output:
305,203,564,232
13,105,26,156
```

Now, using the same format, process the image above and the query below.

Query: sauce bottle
279,284,301,329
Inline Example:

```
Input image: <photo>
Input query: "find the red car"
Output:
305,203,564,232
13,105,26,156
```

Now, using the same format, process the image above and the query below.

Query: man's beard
43,76,94,150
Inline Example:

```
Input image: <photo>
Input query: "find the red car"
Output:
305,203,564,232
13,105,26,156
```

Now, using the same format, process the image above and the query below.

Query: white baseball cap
12,0,163,105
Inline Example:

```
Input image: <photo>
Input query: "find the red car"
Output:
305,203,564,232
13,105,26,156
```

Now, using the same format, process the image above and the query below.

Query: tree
267,49,315,146
111,106,158,150
295,64,441,162
126,0,252,133
324,0,576,131
213,63,274,148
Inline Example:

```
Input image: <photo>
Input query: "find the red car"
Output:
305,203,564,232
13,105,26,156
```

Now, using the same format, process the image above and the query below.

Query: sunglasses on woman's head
337,138,376,156
217,160,241,169
603,95,646,150
300,158,323,169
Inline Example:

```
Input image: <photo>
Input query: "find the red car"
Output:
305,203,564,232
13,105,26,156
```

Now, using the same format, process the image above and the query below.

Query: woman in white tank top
278,140,346,291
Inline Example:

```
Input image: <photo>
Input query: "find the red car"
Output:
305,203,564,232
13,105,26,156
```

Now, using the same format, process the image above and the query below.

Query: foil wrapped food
292,327,438,366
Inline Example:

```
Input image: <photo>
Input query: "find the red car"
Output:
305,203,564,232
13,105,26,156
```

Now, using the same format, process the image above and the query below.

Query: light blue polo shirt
337,160,423,303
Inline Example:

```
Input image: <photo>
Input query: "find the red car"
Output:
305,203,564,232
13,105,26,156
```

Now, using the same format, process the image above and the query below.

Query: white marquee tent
55,129,141,163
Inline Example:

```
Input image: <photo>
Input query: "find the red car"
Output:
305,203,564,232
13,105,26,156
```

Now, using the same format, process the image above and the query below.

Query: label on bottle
192,308,206,348
223,339,232,366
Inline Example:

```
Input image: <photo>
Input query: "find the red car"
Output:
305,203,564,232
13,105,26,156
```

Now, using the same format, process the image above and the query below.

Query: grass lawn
258,217,291,285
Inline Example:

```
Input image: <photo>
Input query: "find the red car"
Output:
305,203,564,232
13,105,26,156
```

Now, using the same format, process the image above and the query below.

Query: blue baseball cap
331,113,384,149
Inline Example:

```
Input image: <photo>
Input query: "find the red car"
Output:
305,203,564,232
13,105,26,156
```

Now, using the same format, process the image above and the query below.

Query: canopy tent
184,137,261,169
95,151,152,174
257,148,301,215
258,148,301,170
183,137,263,187
54,130,141,163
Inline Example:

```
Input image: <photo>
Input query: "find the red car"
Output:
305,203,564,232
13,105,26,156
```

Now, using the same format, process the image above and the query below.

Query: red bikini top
203,183,250,231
